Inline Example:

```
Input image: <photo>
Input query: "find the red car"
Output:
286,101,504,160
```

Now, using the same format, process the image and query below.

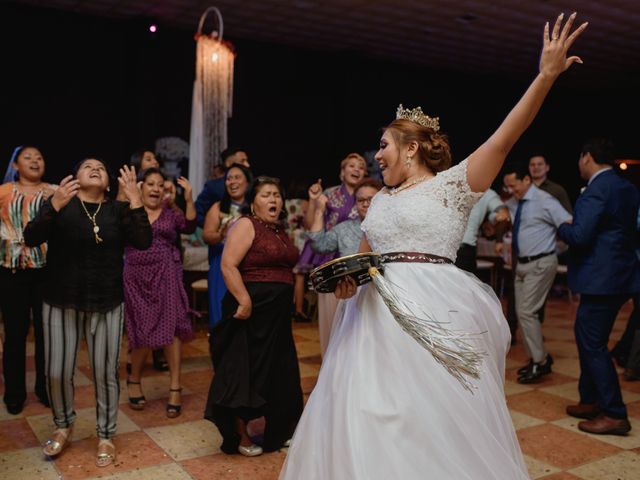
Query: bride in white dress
280,14,587,480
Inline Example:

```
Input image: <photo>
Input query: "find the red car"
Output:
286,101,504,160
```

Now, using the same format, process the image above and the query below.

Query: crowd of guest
0,135,639,464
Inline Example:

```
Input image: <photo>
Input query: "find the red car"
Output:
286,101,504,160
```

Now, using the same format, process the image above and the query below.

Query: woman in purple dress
124,167,197,417
295,153,366,354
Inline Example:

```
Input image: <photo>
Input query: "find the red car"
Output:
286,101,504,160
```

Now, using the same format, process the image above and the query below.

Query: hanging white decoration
188,6,235,194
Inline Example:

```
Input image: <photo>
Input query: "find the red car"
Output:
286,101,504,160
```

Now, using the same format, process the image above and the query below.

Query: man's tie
512,199,526,259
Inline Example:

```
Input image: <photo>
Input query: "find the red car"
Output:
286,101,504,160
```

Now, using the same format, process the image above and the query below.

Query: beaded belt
381,251,453,265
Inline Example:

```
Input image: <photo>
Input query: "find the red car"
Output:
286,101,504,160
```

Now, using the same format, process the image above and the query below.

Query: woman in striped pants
24,159,151,467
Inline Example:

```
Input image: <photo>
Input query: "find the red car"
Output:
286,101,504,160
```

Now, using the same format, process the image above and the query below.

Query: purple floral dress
295,184,358,273
124,208,196,349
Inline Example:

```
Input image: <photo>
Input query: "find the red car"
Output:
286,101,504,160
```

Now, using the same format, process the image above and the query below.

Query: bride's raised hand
539,12,588,79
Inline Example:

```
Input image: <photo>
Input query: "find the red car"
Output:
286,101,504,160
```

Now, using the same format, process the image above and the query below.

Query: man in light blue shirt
503,164,572,384
456,189,508,274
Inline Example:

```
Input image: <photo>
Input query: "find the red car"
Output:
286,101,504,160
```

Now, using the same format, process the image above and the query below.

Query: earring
405,156,412,167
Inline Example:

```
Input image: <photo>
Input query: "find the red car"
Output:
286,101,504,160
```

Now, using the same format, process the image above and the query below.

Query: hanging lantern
189,6,235,194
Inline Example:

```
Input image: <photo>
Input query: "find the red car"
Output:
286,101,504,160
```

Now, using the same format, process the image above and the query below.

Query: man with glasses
307,178,382,258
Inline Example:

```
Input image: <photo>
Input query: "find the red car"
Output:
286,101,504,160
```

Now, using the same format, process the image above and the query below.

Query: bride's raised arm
466,12,588,193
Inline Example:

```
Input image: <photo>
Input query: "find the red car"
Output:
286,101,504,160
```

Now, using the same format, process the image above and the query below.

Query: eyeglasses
356,197,374,205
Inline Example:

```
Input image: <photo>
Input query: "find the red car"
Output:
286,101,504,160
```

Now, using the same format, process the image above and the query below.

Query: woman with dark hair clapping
123,168,196,418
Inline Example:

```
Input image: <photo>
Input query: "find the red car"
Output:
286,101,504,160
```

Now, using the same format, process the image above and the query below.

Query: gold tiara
396,104,440,131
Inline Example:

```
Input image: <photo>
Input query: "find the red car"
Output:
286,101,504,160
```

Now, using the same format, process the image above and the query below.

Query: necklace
253,215,288,247
389,174,429,195
15,181,45,195
80,200,104,244
253,215,281,233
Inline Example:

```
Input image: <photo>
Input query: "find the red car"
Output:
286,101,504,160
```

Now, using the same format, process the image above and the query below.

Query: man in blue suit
558,138,640,435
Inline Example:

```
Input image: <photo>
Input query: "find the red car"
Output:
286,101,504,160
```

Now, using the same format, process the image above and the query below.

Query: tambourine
309,252,383,293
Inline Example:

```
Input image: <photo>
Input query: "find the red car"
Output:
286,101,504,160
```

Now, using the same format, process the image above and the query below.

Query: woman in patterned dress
118,150,170,373
295,153,367,353
0,146,55,413
123,167,196,418
280,14,587,479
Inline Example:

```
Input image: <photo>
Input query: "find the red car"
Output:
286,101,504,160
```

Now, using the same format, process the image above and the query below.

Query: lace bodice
361,159,483,261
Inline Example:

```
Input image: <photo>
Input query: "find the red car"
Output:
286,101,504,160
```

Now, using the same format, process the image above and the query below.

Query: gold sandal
95,439,116,467
43,427,72,457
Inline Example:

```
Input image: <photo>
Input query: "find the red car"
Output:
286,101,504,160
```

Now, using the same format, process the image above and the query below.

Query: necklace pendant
93,225,100,234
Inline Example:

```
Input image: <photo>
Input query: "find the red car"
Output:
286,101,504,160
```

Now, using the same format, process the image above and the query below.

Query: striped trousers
43,302,124,439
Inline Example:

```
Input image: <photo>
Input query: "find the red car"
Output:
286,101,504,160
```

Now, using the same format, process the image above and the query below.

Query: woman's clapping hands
51,175,80,212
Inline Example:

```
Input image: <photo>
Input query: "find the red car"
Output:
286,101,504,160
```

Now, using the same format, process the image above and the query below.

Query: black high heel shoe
166,388,182,418
127,379,146,410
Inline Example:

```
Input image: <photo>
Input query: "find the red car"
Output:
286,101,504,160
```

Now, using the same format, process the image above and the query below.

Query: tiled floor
1,298,639,479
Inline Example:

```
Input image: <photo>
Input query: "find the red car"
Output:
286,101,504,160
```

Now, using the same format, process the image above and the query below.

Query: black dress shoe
518,354,553,376
517,360,533,376
518,355,553,384
5,401,24,415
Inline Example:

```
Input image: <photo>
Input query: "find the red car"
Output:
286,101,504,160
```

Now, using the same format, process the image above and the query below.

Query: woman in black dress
205,177,303,457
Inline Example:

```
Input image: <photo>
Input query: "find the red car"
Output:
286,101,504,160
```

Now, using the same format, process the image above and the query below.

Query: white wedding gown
280,159,529,479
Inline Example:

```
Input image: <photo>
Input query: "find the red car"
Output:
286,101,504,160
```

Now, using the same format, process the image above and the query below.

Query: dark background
1,3,638,201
